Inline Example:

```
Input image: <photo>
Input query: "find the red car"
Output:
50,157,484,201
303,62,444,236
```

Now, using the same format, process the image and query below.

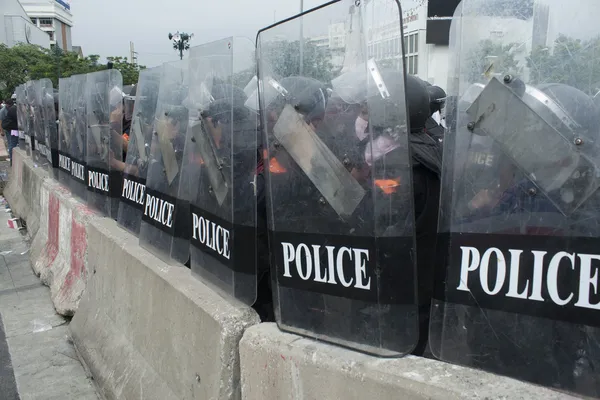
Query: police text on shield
144,193,175,228
191,213,230,260
458,246,600,309
121,178,145,205
280,242,371,290
71,160,85,181
88,170,109,192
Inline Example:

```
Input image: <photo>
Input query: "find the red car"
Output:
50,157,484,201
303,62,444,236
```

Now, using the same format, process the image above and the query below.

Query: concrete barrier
30,176,100,316
8,148,585,400
239,323,580,400
70,217,260,400
5,149,41,234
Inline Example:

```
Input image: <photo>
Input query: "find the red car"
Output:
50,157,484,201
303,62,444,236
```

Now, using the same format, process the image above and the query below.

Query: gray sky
70,0,335,67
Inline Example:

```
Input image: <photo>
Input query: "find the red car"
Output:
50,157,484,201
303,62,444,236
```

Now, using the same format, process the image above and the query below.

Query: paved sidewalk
0,198,99,400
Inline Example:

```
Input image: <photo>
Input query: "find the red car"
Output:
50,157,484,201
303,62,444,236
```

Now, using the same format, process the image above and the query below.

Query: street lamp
169,31,194,60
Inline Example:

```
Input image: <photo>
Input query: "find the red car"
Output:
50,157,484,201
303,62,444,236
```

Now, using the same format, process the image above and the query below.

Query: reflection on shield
138,60,191,266
180,36,259,306
256,0,418,356
117,67,162,236
85,70,124,218
431,0,600,397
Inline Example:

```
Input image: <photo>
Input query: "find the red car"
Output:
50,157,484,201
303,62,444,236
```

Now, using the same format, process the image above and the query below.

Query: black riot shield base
139,201,190,266
271,233,419,356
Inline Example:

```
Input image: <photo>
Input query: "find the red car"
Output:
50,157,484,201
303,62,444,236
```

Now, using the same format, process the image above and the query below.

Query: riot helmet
427,85,446,116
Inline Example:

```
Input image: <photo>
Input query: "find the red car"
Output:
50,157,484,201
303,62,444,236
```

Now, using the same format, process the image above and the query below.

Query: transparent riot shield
138,60,190,265
15,85,27,152
30,80,48,166
58,77,73,186
179,37,258,305
32,80,51,168
117,67,161,235
430,0,600,397
69,74,88,200
257,0,417,356
24,81,37,158
85,70,124,218
39,79,59,179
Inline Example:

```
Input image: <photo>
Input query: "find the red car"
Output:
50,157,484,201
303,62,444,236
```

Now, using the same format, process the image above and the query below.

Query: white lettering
575,254,600,310
457,246,480,291
353,248,371,290
479,248,506,295
529,250,546,302
296,244,312,280
312,245,328,283
505,249,529,299
336,247,354,288
281,242,295,278
547,252,575,306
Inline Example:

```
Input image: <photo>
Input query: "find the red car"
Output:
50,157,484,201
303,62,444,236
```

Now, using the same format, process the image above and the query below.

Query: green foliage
260,40,336,84
528,34,600,95
465,39,523,83
106,56,146,85
0,44,146,99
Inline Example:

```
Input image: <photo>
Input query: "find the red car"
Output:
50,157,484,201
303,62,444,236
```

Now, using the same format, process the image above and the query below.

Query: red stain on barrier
64,218,87,293
44,193,59,265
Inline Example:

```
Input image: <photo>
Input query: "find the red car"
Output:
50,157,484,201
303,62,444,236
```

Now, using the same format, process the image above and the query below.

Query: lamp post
169,31,194,60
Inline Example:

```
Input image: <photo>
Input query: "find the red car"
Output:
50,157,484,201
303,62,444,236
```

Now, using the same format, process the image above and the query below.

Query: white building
20,0,73,51
0,0,50,48
368,5,448,87
311,2,550,93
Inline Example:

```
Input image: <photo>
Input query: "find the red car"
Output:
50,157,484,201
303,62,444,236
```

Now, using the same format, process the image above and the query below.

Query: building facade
20,0,73,51
0,0,50,48
310,1,550,93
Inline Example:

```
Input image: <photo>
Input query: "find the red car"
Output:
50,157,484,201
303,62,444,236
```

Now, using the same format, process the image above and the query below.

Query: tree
527,34,600,95
259,40,336,84
106,56,146,85
0,44,146,99
464,39,523,83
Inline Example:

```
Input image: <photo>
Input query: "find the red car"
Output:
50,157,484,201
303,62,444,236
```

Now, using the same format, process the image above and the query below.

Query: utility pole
129,41,138,66
299,0,304,75
169,32,194,60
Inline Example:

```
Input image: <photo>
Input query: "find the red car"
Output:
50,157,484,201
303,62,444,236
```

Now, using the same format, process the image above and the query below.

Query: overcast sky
70,0,335,67
70,0,419,68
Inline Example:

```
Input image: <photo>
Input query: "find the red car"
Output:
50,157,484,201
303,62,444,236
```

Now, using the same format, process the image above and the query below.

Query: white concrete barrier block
240,323,579,400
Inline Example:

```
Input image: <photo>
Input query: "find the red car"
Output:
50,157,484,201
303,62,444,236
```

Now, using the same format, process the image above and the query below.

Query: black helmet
206,83,250,125
427,85,446,115
279,76,328,124
368,71,430,134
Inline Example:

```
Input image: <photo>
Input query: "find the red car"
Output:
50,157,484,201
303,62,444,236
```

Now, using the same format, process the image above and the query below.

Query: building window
403,36,408,52
47,31,54,41
39,18,53,27
30,18,37,25
413,33,419,53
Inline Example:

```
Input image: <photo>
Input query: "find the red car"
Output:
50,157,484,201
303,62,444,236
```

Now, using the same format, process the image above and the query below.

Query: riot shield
39,79,59,179
69,74,88,200
117,66,161,235
24,81,36,158
30,80,48,165
32,80,51,168
180,37,258,305
257,0,417,356
138,60,191,265
58,77,73,186
430,0,600,397
15,85,27,151
85,69,124,218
